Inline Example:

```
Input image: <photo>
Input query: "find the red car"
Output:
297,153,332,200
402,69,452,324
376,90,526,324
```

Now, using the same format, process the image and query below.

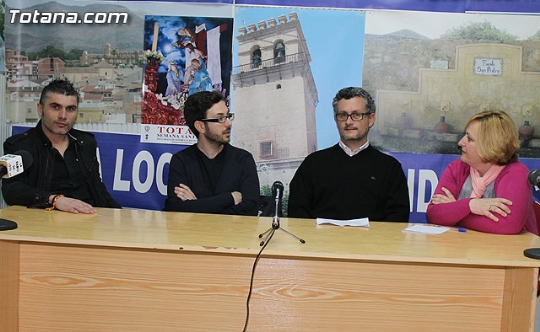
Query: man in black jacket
2,78,121,213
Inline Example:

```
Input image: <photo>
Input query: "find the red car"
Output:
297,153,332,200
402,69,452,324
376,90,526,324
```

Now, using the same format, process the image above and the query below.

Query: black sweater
288,144,409,221
163,144,260,216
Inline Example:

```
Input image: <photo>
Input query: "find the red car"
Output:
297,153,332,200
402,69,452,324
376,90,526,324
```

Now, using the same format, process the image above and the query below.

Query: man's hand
174,183,197,201
231,191,242,205
54,196,97,214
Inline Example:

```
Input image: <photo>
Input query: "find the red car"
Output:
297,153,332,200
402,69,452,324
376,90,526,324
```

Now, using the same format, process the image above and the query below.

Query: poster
141,15,233,144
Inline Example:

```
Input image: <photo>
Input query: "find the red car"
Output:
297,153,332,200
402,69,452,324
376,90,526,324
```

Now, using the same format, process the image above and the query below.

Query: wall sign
474,58,502,76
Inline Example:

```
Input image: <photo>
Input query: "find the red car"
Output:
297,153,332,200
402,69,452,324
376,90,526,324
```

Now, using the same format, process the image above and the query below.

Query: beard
203,124,230,144
339,129,366,142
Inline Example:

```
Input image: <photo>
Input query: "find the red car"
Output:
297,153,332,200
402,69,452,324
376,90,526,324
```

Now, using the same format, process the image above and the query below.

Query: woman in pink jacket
427,110,538,235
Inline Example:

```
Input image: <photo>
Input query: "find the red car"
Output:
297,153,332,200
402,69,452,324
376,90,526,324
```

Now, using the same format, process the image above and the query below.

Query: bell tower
232,12,318,189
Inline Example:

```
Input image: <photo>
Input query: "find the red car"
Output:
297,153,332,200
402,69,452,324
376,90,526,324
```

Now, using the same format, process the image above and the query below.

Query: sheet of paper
316,217,369,227
403,225,449,235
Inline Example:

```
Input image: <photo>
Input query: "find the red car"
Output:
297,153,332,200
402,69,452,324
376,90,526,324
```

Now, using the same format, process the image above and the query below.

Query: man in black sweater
163,91,259,215
288,87,410,221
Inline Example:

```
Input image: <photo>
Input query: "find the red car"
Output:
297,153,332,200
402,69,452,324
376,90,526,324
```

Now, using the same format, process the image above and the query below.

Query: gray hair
332,87,375,114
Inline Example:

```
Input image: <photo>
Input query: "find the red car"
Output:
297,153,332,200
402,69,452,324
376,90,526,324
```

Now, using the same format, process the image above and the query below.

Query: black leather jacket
2,121,121,209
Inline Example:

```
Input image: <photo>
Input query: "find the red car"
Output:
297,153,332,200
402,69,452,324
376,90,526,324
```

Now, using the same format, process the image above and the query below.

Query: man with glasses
163,90,260,215
288,87,409,221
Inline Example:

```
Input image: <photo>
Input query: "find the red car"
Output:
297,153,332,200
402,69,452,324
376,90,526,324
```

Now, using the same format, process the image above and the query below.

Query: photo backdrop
4,0,540,222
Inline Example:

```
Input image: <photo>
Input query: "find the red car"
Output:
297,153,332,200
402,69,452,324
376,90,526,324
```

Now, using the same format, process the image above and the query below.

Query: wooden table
1,206,539,331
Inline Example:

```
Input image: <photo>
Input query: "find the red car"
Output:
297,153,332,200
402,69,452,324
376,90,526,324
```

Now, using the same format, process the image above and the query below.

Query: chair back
532,201,540,296
534,201,540,233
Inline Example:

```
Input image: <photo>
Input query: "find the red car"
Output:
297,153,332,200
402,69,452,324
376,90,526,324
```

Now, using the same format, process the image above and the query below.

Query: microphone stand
259,196,305,246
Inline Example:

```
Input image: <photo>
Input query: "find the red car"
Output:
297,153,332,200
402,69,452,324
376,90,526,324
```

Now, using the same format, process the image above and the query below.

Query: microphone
271,181,284,228
259,181,305,245
0,150,33,178
528,170,540,187
0,151,32,231
272,181,284,202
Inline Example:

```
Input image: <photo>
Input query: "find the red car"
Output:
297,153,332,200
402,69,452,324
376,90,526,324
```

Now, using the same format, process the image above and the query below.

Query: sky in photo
234,6,365,149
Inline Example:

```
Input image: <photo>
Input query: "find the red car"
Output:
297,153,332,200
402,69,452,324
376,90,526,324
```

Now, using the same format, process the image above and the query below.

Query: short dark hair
184,91,224,137
39,78,80,106
332,87,375,114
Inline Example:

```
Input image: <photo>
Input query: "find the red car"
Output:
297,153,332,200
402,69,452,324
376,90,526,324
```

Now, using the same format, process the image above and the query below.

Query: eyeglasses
200,113,235,123
335,112,372,121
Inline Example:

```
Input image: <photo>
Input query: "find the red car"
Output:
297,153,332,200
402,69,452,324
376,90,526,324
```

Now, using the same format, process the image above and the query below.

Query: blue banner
115,0,233,3
110,0,540,13
466,0,540,13
12,128,540,222
234,0,467,12
233,0,540,13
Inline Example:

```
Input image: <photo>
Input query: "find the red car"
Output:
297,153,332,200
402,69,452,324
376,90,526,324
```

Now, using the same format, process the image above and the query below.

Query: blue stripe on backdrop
111,0,540,13
234,0,467,12
466,0,540,13
13,127,540,221
115,0,233,3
